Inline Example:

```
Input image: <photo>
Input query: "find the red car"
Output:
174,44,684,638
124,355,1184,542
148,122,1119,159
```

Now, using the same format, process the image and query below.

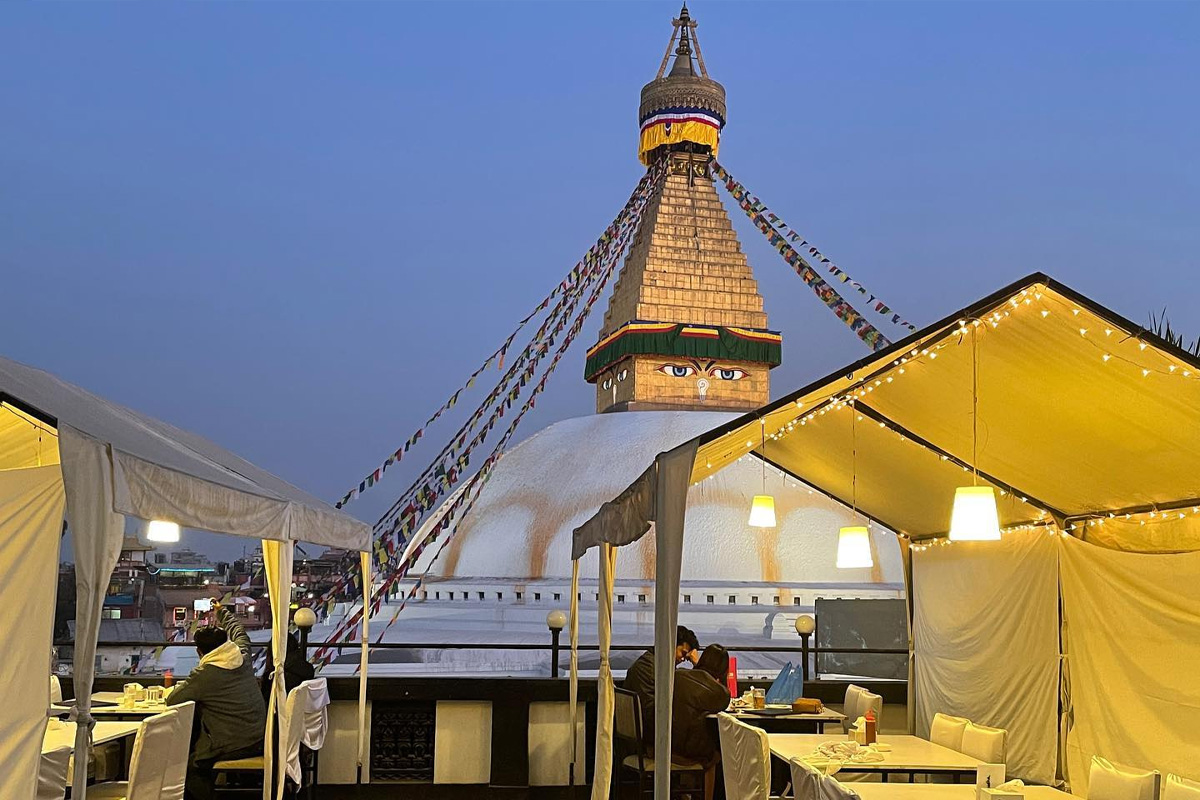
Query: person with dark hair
672,644,732,800
261,632,315,701
168,602,267,800
622,626,700,736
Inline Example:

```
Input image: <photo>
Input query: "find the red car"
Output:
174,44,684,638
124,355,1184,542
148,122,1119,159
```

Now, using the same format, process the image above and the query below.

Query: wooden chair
613,687,704,800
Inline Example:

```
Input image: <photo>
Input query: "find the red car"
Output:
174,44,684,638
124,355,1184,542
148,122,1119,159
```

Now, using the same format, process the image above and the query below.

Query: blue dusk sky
2,2,1197,560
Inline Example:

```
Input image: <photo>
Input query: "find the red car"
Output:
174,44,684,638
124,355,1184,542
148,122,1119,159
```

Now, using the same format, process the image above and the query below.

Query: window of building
462,593,469,601
728,595,736,605
707,595,714,604
173,607,187,624
422,591,427,600
478,591,485,600
435,591,441,599
751,595,759,605
773,596,781,605
155,553,167,564
683,595,691,604
534,592,542,601
516,591,523,601
617,594,626,603
496,592,503,600
102,608,121,620
793,597,802,605
553,593,561,601
637,594,646,604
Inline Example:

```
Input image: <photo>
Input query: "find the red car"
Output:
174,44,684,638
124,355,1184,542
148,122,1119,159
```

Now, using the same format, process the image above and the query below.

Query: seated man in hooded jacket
672,644,731,800
168,602,267,800
622,625,700,736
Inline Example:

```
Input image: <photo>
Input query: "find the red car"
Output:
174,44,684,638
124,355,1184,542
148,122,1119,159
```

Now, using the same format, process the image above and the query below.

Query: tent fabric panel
60,425,127,800
913,530,1059,784
761,405,1039,538
0,403,61,470
572,463,656,560
1080,514,1200,553
1060,536,1200,793
0,356,368,548
0,465,66,800
263,539,295,800
652,440,697,800
590,544,617,800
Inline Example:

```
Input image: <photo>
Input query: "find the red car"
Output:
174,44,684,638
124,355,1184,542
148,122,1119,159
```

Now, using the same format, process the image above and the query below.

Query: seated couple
623,626,731,800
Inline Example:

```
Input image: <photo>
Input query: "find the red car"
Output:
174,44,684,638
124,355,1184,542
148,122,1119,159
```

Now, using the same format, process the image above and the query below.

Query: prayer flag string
711,160,913,351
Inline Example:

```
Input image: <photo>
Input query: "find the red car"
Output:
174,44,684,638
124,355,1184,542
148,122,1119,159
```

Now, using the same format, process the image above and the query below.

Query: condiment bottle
864,708,877,744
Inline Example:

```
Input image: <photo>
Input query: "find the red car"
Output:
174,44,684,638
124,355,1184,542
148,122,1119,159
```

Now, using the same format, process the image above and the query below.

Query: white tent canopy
573,274,1200,796
0,355,371,800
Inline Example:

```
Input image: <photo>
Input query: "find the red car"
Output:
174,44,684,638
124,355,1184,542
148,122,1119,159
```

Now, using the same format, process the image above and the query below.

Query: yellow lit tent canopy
572,273,1200,798
694,272,1200,547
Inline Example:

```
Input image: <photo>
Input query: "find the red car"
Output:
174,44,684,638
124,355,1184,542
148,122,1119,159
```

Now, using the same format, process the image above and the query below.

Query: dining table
43,720,141,753
851,785,1078,799
768,733,983,781
712,706,848,733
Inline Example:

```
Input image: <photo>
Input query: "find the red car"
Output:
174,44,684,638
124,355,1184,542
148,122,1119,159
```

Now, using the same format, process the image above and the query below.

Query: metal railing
55,638,908,681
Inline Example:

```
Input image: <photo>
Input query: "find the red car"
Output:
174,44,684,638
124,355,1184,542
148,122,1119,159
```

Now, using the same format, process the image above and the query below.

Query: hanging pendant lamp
837,403,874,568
748,418,776,528
949,325,1001,541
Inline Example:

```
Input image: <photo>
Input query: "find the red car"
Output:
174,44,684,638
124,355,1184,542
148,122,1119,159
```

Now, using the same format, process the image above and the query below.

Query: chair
283,679,329,798
788,757,823,800
1164,773,1200,800
49,675,63,705
88,708,180,800
716,713,771,800
1088,756,1160,800
960,722,1006,763
856,691,883,731
613,687,703,800
929,713,970,752
162,701,196,800
840,685,866,733
37,745,72,800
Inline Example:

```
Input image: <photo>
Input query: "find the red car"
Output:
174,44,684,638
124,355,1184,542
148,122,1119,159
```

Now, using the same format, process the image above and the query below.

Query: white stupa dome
419,411,903,587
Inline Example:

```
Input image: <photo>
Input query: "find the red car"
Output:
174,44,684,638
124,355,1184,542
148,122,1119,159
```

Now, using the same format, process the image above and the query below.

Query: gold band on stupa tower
638,4,727,166
589,5,779,414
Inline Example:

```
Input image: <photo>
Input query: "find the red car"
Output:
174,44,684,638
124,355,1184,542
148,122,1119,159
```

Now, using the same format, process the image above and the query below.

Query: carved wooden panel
371,702,436,781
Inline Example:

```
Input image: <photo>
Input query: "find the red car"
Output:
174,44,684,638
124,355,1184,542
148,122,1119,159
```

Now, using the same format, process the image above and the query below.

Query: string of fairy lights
692,283,1200,552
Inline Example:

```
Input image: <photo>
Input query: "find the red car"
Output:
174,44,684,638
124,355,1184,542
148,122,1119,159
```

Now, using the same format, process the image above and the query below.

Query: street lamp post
294,606,317,658
546,610,567,678
795,614,815,682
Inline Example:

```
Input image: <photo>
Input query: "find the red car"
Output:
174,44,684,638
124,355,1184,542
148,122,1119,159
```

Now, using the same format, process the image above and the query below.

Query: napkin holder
980,790,1023,800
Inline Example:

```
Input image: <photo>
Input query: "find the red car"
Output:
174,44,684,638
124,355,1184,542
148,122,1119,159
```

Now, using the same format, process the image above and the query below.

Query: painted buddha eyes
658,364,747,380
603,369,630,390
602,378,613,390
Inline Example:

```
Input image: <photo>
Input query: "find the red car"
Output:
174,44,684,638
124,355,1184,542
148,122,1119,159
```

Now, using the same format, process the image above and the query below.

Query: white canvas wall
913,530,1059,784
0,466,66,800
1061,536,1200,791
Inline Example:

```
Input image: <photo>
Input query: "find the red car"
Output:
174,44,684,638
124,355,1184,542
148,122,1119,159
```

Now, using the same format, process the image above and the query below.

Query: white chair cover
717,713,771,800
961,722,1007,763
929,713,970,752
49,676,63,706
788,756,822,800
37,745,72,800
841,685,866,733
284,678,330,784
161,701,195,800
124,708,180,800
1088,756,1159,800
857,691,883,729
819,775,861,800
1165,773,1200,800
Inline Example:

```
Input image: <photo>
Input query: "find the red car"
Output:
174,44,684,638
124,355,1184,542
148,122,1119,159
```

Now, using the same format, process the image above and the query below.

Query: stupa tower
585,5,781,413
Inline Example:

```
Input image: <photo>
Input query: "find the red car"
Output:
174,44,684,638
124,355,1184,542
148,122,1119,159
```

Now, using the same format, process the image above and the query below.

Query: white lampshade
546,610,567,631
146,519,181,543
293,607,317,629
836,526,873,568
794,614,816,636
748,495,777,528
949,486,1002,541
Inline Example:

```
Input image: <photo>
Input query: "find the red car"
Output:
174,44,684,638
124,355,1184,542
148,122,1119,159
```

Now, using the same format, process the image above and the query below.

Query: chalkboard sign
814,598,907,680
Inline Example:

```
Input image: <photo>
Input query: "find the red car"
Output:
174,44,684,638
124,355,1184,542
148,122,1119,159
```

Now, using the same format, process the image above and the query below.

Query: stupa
349,6,904,675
